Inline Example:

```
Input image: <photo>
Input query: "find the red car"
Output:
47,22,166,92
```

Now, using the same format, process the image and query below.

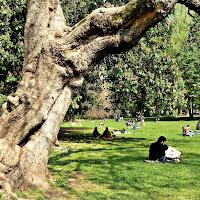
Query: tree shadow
58,127,149,144
49,137,150,166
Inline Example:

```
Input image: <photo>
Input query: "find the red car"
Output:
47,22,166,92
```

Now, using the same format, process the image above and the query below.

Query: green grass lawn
14,118,200,200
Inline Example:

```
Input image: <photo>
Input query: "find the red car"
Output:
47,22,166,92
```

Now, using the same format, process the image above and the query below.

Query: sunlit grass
9,118,200,199
46,118,200,200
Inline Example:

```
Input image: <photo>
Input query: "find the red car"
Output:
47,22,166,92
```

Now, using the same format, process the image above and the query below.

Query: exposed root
0,172,18,200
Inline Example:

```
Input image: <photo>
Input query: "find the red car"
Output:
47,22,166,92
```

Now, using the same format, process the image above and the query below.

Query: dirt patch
16,189,69,200
68,171,86,188
68,171,106,192
43,189,69,200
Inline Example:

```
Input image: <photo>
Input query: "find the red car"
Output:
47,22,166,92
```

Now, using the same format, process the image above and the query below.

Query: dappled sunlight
48,118,200,199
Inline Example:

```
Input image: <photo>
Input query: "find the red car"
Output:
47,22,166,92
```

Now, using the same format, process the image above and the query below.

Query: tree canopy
0,0,199,118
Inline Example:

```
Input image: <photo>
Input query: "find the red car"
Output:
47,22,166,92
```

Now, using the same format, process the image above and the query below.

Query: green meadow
13,118,200,200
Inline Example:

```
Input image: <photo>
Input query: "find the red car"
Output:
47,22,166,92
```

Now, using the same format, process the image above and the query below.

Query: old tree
0,0,199,197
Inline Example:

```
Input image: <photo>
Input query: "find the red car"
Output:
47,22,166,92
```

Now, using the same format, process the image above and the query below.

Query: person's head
106,127,108,130
157,136,166,144
95,127,97,130
135,122,137,124
187,125,190,127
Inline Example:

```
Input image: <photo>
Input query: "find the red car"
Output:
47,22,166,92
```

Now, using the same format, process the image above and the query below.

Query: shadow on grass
49,138,149,167
58,127,148,143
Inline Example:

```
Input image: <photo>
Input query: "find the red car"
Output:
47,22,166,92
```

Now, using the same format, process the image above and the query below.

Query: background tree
176,13,200,118
104,17,185,117
71,3,200,119
0,0,199,119
168,4,200,118
0,0,26,106
0,0,26,91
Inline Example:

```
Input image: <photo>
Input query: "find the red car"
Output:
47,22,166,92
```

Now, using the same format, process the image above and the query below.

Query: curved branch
59,0,177,73
178,0,200,15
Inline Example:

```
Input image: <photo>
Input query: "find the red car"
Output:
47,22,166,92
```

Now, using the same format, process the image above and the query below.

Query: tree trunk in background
191,96,194,119
0,0,199,197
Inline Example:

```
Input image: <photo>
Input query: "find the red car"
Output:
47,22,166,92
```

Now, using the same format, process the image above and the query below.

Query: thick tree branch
178,0,200,15
58,0,177,73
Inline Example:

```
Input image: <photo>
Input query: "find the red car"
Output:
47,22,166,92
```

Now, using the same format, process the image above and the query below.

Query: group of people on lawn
182,120,200,136
125,114,145,128
93,114,145,137
92,118,200,162
93,127,112,138
148,119,200,162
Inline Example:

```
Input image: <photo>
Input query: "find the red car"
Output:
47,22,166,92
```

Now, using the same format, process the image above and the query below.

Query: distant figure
140,114,145,126
133,122,141,129
125,120,133,126
71,122,77,126
182,125,194,136
103,127,112,138
101,117,106,121
111,128,127,134
149,136,168,162
93,127,100,137
115,115,122,122
196,120,200,130
154,118,161,123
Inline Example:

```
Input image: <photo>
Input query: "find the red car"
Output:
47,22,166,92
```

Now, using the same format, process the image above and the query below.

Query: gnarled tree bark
0,0,199,197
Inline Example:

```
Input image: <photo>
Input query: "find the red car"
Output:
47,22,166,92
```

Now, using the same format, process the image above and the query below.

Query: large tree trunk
0,0,199,197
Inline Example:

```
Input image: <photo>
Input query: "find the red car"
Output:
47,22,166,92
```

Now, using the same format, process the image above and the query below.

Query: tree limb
178,0,200,15
58,0,178,73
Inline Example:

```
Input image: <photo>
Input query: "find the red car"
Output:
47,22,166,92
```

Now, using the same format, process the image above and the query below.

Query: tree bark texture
0,0,199,197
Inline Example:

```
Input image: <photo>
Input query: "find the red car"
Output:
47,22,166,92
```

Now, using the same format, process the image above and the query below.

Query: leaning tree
0,0,199,197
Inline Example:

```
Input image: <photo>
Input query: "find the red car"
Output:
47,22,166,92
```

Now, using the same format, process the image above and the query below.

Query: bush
83,109,113,119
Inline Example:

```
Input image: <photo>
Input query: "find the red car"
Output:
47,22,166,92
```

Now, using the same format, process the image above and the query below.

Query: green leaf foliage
0,0,26,95
104,18,186,117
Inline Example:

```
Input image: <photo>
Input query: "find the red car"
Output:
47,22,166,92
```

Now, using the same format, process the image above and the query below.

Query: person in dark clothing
93,127,101,137
196,120,200,130
103,127,112,138
149,136,168,162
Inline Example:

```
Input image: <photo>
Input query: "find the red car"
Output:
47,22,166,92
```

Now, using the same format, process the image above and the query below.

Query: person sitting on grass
93,127,101,137
103,127,112,138
125,120,133,126
149,136,168,162
133,122,141,129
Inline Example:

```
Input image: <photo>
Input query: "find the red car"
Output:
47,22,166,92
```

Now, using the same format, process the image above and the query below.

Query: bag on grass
165,146,181,159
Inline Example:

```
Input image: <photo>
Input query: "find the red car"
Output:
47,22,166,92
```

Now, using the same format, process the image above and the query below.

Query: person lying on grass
183,123,200,136
182,125,194,137
111,128,127,134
